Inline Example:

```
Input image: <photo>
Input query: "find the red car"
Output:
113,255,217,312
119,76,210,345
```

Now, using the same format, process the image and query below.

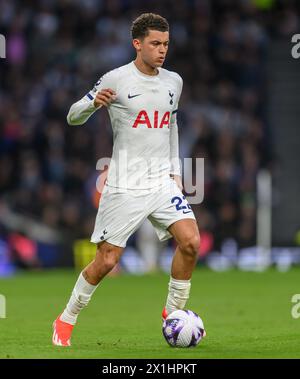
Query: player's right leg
52,241,123,346
52,183,150,346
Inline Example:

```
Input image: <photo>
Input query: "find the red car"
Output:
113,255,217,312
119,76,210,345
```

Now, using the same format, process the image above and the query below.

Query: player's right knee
95,249,120,272
104,254,119,271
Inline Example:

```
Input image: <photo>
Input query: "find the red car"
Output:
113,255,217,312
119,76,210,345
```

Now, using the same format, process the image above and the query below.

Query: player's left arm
170,74,183,191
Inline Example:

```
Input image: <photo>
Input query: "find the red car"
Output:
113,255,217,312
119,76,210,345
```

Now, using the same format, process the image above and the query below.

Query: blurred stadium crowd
0,0,299,270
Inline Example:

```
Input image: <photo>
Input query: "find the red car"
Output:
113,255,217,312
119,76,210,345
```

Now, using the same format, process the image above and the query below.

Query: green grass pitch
0,268,300,358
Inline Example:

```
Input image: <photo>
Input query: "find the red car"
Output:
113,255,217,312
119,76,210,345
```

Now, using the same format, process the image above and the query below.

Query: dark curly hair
131,13,169,40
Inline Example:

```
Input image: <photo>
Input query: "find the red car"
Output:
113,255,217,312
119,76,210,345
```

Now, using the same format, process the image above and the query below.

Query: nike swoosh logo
128,93,142,99
183,210,192,214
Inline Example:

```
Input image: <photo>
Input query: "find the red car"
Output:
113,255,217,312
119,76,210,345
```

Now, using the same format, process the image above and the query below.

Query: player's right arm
67,70,118,126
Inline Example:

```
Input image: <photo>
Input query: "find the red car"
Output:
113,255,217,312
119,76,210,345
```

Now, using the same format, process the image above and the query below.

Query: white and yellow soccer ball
162,309,206,348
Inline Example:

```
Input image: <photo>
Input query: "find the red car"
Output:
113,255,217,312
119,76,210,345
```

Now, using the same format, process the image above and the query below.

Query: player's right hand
94,88,116,108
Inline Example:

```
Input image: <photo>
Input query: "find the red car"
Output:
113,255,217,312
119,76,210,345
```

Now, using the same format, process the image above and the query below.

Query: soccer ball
162,309,205,348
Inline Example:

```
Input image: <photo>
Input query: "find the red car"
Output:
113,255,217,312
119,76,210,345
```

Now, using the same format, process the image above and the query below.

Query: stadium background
1,0,300,273
0,0,300,359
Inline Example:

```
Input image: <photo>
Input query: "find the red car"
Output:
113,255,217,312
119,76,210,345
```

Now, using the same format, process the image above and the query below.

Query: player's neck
133,58,159,76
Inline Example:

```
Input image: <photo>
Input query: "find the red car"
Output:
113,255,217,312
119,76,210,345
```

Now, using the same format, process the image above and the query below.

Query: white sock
165,276,191,315
60,272,98,325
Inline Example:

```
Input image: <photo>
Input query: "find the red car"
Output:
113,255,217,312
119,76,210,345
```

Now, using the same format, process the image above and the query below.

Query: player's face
134,30,169,68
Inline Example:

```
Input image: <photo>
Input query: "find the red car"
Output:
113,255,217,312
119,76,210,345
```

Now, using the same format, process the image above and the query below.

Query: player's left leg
163,218,200,317
168,218,200,279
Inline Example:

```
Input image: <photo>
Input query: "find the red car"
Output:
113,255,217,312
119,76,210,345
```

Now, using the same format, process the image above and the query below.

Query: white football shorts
90,178,196,247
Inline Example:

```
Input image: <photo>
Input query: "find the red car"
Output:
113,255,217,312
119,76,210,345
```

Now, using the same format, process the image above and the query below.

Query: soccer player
52,13,204,346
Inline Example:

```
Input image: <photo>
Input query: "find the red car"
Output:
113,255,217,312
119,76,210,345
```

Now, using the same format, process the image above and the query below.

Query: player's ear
132,38,142,52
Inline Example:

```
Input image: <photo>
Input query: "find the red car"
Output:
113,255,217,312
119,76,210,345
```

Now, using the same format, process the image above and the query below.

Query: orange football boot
162,307,168,320
52,315,74,346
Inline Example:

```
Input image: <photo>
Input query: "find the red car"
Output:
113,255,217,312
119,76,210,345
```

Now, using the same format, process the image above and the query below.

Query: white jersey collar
131,61,161,80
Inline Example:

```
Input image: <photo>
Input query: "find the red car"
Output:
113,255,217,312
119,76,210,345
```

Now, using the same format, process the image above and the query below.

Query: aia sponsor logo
132,110,170,128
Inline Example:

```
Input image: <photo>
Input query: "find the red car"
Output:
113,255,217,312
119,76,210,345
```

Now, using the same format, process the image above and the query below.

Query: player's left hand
170,174,183,191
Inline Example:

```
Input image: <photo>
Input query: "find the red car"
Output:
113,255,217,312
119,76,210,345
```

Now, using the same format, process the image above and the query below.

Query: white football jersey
67,61,182,189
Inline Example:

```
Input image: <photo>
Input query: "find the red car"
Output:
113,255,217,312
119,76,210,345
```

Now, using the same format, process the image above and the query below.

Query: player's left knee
180,233,200,259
